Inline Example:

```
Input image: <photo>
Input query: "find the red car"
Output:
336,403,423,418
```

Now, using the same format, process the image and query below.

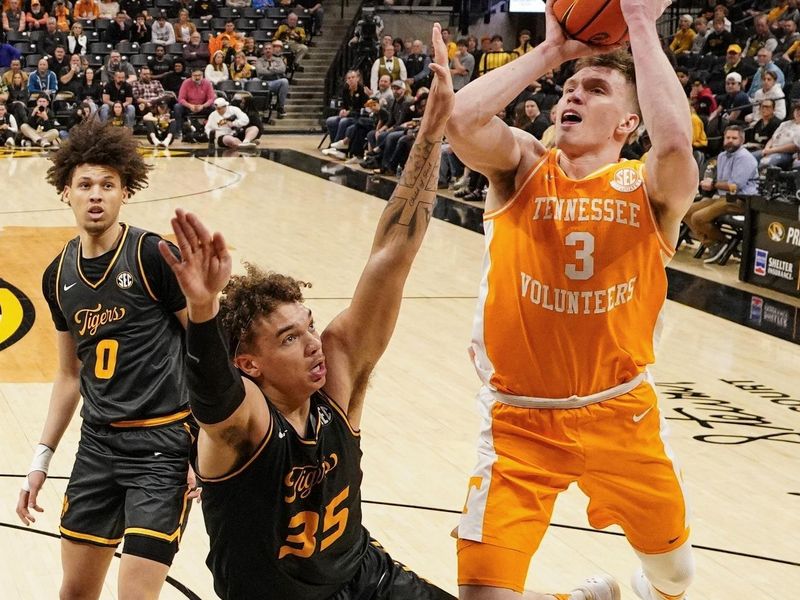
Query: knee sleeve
635,542,695,597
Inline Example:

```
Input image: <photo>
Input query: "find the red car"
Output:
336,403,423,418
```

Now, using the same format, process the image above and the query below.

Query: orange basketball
552,0,629,46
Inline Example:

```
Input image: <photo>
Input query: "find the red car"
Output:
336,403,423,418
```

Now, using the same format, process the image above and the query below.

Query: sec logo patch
610,167,642,193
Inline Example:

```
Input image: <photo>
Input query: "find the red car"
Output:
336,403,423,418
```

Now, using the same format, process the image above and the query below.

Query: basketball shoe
570,574,621,600
632,568,688,600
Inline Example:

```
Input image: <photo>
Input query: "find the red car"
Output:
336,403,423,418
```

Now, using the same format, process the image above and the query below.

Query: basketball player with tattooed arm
158,24,456,600
446,0,697,599
16,121,198,599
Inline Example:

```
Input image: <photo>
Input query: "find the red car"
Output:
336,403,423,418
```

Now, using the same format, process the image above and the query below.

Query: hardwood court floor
0,142,798,599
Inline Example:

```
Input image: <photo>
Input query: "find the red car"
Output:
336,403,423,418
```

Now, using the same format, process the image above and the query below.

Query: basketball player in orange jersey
445,0,697,599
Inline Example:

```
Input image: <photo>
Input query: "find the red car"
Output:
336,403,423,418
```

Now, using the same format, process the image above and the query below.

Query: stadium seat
266,7,286,18
130,54,150,67
218,80,244,95
95,18,111,31
236,17,257,31
245,79,274,113
90,42,114,55
243,7,264,18
210,18,227,30
5,31,27,43
167,43,185,55
25,55,41,68
139,42,157,54
14,42,37,55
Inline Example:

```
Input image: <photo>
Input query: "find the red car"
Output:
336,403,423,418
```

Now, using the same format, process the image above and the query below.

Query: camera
761,167,800,203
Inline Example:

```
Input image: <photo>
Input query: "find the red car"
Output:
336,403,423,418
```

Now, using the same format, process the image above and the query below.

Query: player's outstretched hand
542,0,621,63
16,470,46,526
620,0,672,24
424,23,455,138
159,209,231,314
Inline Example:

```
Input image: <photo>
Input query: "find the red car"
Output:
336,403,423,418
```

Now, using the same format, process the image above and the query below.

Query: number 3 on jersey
564,232,595,281
279,486,350,559
95,339,119,379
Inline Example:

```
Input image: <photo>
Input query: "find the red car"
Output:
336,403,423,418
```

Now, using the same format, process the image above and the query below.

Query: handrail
324,0,366,109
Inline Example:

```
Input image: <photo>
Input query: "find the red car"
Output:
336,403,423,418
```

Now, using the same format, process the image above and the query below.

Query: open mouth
310,360,326,380
561,110,582,125
88,206,104,218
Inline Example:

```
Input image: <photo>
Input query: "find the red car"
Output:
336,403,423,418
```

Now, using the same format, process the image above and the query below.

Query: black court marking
0,521,202,599
361,499,800,569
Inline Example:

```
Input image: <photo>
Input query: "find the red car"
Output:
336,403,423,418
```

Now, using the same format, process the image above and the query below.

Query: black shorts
331,539,456,600
59,419,194,566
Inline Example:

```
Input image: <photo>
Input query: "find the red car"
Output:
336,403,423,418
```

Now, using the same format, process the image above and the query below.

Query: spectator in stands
750,69,786,123
685,125,757,262
49,45,69,76
133,65,168,114
292,0,324,36
689,100,708,152
3,58,27,85
229,50,254,80
749,48,785,97
26,0,49,30
151,11,176,45
205,96,259,149
775,18,799,57
212,19,244,54
28,57,58,96
708,44,753,94
52,1,70,32
7,71,29,124
39,17,67,56
325,69,367,147
450,38,474,92
3,0,26,34
478,34,513,76
703,17,734,56
192,0,217,23
100,69,135,126
0,41,21,68
77,65,103,109
745,97,781,151
172,8,196,43
99,0,120,20
690,76,717,116
0,103,19,147
148,44,173,80
168,0,192,18
217,35,237,65
254,40,288,118
131,13,151,44
102,51,137,84
67,22,87,55
393,37,405,60
107,101,128,127
19,95,60,146
106,11,132,45
370,41,406,92
780,22,800,75
59,53,85,97
513,29,534,57
121,0,148,19
690,16,710,54
73,0,100,20
183,31,210,70
274,12,307,71
714,4,731,31
713,72,751,123
359,78,411,168
242,37,258,63
370,73,393,106
675,67,691,96
753,100,800,167
440,27,456,59
161,57,187,93
175,66,215,137
143,99,175,146
669,14,696,55
517,98,549,139
744,15,778,57
403,39,430,93
205,50,229,85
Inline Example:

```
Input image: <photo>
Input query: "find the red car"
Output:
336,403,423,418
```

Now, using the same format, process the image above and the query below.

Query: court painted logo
610,167,642,193
754,248,768,276
116,271,134,290
0,279,36,352
768,221,786,242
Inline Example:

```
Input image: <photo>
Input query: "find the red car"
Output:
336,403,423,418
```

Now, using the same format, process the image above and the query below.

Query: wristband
22,443,54,492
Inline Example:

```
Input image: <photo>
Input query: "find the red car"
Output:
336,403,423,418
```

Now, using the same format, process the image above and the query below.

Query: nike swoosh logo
278,430,286,438
63,282,78,291
633,405,655,423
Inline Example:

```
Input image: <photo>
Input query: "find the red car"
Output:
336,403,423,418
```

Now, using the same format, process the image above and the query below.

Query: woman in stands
77,67,103,113
205,51,230,86
172,8,196,44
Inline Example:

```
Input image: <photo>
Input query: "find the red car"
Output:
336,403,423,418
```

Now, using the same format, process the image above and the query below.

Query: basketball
552,0,629,46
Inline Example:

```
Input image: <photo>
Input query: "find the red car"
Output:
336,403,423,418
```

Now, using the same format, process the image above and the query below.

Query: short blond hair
575,49,640,117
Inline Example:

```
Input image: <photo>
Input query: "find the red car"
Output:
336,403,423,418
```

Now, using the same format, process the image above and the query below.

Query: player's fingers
28,487,43,513
211,231,230,261
431,22,446,66
429,62,448,81
179,211,202,250
186,211,213,248
171,216,192,256
16,490,33,525
158,239,181,270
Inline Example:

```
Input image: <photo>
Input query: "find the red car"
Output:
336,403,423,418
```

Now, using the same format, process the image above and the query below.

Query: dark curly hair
46,120,151,194
220,262,312,355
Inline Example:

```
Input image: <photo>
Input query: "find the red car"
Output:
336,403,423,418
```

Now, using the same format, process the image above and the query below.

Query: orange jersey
471,148,675,399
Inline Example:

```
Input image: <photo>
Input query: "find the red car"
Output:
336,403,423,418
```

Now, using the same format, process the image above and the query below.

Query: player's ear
121,187,130,204
234,354,261,379
618,112,639,136
61,187,71,206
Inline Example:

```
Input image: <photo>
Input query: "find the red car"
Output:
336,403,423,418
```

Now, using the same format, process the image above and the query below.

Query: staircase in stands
269,5,360,133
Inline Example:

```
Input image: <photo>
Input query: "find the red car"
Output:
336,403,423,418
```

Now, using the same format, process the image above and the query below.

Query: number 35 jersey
48,223,187,425
197,391,370,600
472,148,676,400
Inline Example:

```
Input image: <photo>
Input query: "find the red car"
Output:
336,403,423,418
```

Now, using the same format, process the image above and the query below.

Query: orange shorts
457,381,690,593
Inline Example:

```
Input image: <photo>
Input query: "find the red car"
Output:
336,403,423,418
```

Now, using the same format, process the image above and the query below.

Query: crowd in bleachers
0,0,323,147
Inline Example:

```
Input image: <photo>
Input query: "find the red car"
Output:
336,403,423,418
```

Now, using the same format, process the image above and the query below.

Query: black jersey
44,223,187,425
198,391,370,600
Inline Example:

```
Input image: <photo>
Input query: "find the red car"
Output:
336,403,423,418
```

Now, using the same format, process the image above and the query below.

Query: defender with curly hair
17,120,197,599
159,24,456,600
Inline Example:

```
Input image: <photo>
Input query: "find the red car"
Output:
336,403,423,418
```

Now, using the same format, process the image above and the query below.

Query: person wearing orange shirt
74,0,100,21
446,1,697,600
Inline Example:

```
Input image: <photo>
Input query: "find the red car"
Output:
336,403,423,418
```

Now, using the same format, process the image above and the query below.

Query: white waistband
484,371,648,409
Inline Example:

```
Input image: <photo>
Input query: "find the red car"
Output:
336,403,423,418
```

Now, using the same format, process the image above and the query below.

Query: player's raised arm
623,0,698,238
159,211,269,468
321,24,454,428
445,0,603,182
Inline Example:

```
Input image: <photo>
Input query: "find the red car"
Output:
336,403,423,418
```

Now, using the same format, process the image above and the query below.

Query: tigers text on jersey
197,391,370,600
54,224,187,425
472,149,675,400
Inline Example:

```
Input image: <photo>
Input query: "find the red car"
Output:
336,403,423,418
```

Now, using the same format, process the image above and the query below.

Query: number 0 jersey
196,391,370,600
49,224,188,425
471,148,675,400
